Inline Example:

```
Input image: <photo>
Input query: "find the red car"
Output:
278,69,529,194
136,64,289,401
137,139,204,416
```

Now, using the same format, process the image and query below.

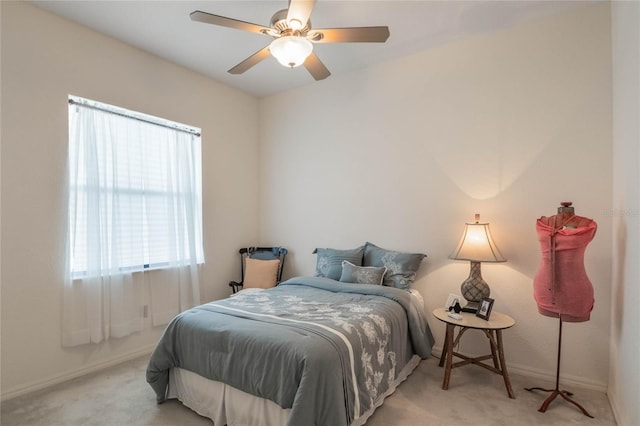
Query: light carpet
1,355,616,426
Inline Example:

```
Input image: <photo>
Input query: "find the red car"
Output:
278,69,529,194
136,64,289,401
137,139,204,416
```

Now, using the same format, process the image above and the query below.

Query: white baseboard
606,388,622,425
1,344,157,402
430,345,608,393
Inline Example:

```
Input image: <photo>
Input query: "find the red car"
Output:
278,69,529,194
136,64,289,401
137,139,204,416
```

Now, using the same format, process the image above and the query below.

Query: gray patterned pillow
339,260,387,285
313,246,364,281
363,242,426,290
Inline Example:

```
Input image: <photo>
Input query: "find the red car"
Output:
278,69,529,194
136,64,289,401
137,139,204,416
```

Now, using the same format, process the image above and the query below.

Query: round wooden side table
432,307,516,399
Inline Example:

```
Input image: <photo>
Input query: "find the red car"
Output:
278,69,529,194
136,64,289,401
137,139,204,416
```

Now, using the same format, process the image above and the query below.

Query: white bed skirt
167,354,422,426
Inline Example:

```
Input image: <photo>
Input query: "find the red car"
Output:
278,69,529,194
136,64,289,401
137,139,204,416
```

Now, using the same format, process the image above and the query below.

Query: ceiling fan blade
303,52,330,81
190,10,270,35
228,46,272,75
287,0,316,29
310,27,390,43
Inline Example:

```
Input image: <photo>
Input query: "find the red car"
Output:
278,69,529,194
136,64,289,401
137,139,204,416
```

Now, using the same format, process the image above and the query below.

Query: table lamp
449,214,506,313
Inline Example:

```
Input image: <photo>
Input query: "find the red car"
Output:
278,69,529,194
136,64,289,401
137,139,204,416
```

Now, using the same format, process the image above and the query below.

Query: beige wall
609,1,640,424
259,3,613,390
1,2,260,398
3,2,634,420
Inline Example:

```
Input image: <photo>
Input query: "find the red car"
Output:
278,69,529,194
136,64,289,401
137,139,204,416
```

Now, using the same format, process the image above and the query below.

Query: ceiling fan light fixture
289,18,303,31
269,36,313,68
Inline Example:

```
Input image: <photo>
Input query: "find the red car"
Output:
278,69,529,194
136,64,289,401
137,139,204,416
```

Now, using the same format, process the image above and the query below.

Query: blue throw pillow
313,246,364,281
363,242,426,290
339,260,387,285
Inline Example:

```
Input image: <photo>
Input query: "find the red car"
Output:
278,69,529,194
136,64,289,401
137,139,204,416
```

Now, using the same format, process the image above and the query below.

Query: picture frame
444,293,463,310
476,297,495,320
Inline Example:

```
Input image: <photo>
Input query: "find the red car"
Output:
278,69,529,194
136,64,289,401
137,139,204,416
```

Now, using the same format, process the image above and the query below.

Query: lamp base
460,261,490,313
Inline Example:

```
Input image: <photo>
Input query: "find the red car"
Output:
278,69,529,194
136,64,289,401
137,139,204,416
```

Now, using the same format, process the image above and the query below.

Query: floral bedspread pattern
227,285,397,411
147,276,433,426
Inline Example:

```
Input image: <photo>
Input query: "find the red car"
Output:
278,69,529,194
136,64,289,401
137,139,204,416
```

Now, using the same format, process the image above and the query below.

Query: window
68,95,204,278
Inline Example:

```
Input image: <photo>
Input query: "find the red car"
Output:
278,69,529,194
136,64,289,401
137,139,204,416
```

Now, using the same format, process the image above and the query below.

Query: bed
147,274,433,426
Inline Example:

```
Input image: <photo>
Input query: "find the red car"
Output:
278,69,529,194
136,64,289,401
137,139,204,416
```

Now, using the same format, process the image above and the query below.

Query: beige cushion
243,258,280,289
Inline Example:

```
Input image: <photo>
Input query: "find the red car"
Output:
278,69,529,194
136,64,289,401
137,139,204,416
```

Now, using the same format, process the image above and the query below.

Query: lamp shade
269,36,313,68
449,215,506,263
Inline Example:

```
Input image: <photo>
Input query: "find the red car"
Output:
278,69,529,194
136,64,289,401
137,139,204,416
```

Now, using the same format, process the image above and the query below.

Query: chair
229,246,288,294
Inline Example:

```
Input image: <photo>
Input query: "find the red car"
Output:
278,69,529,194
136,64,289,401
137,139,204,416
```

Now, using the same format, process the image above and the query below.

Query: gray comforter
146,276,434,426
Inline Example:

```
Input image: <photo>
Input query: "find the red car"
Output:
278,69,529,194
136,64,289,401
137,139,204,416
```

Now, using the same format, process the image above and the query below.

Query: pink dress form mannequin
526,203,597,418
533,203,597,322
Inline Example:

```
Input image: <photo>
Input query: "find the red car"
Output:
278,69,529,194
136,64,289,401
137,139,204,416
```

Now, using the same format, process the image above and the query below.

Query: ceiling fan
190,0,390,81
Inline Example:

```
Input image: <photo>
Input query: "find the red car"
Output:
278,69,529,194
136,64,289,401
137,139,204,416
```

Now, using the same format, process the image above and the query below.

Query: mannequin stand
525,318,594,418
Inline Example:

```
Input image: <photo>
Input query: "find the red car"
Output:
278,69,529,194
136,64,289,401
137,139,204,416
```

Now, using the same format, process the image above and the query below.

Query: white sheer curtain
63,98,203,347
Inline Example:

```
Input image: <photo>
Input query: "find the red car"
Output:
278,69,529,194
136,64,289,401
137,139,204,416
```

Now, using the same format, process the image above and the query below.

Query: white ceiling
28,0,594,98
